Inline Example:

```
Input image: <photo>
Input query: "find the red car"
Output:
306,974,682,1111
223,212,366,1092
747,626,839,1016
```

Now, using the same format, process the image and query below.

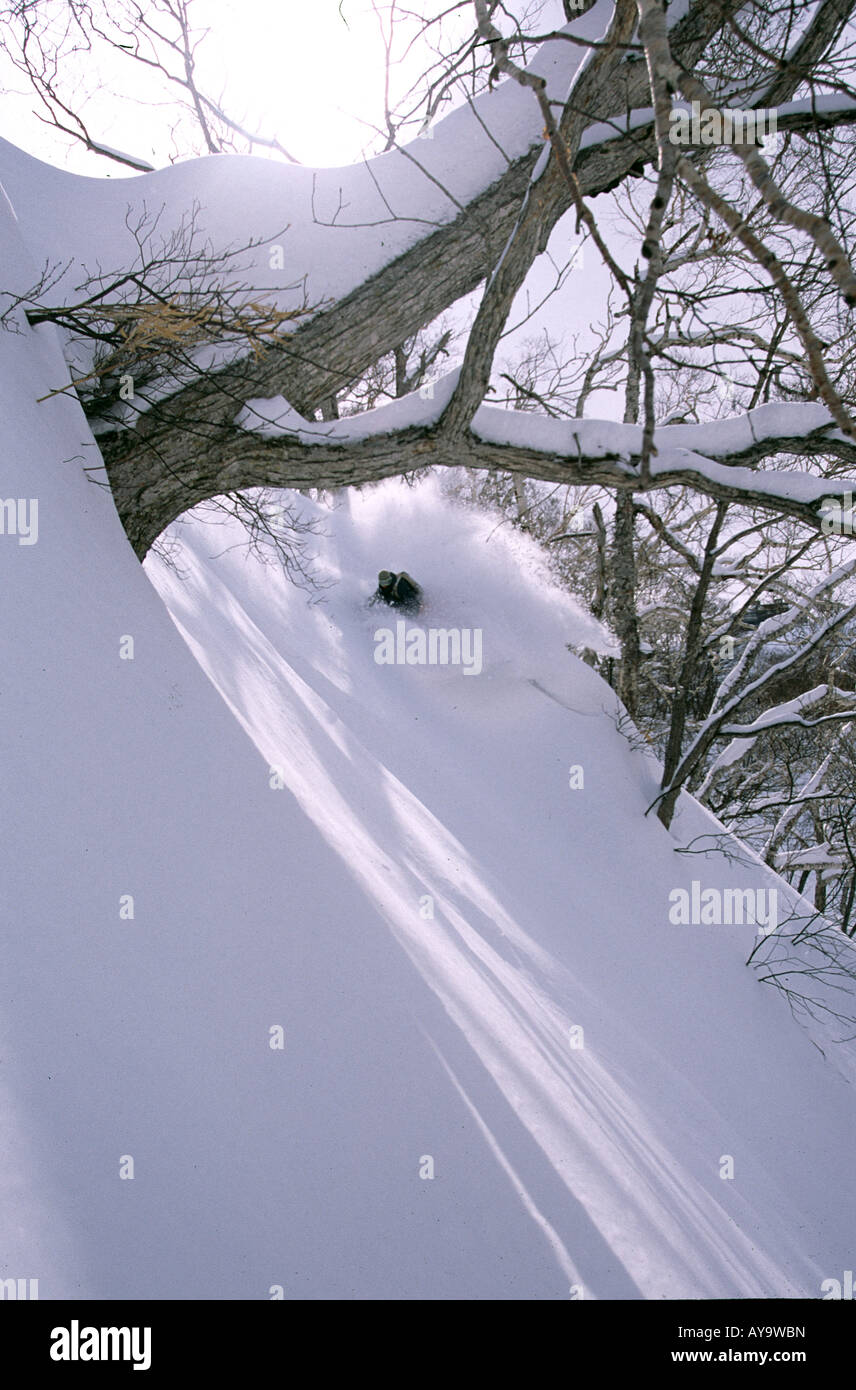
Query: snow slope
144,480,856,1301
2,144,856,1302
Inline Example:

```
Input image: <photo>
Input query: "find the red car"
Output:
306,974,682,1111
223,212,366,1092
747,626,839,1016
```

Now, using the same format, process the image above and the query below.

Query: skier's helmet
378,570,394,589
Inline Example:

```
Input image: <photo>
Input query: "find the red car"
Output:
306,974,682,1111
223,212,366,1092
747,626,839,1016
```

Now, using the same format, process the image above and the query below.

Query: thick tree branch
108,397,856,557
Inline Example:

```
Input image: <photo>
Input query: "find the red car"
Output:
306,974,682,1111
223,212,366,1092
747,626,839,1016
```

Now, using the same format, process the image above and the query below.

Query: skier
371,569,423,615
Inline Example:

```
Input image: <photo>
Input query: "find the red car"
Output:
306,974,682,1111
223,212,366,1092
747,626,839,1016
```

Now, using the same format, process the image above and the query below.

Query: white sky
0,0,500,171
205,0,424,166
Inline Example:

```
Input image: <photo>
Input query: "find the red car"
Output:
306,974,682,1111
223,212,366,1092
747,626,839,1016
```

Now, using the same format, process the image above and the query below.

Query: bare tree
1,202,314,413
4,0,856,603
4,0,302,168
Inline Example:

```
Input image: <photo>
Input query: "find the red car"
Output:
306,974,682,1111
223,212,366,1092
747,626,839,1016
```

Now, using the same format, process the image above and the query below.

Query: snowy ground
2,102,855,1303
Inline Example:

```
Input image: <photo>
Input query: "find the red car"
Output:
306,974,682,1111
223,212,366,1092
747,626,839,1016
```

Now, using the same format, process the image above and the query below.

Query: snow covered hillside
2,143,855,1304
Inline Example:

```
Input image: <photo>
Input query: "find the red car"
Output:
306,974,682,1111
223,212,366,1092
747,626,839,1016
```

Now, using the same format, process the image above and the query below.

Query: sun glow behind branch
0,0,530,172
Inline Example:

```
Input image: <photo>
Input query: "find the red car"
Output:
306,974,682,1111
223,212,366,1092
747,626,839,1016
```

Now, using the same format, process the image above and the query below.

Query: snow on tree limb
233,386,856,520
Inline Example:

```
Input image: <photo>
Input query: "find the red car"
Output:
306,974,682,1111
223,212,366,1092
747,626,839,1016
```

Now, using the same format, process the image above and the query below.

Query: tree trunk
610,492,641,719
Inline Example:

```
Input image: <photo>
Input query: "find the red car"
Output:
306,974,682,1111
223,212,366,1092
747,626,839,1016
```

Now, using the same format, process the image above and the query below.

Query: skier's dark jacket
371,570,423,615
